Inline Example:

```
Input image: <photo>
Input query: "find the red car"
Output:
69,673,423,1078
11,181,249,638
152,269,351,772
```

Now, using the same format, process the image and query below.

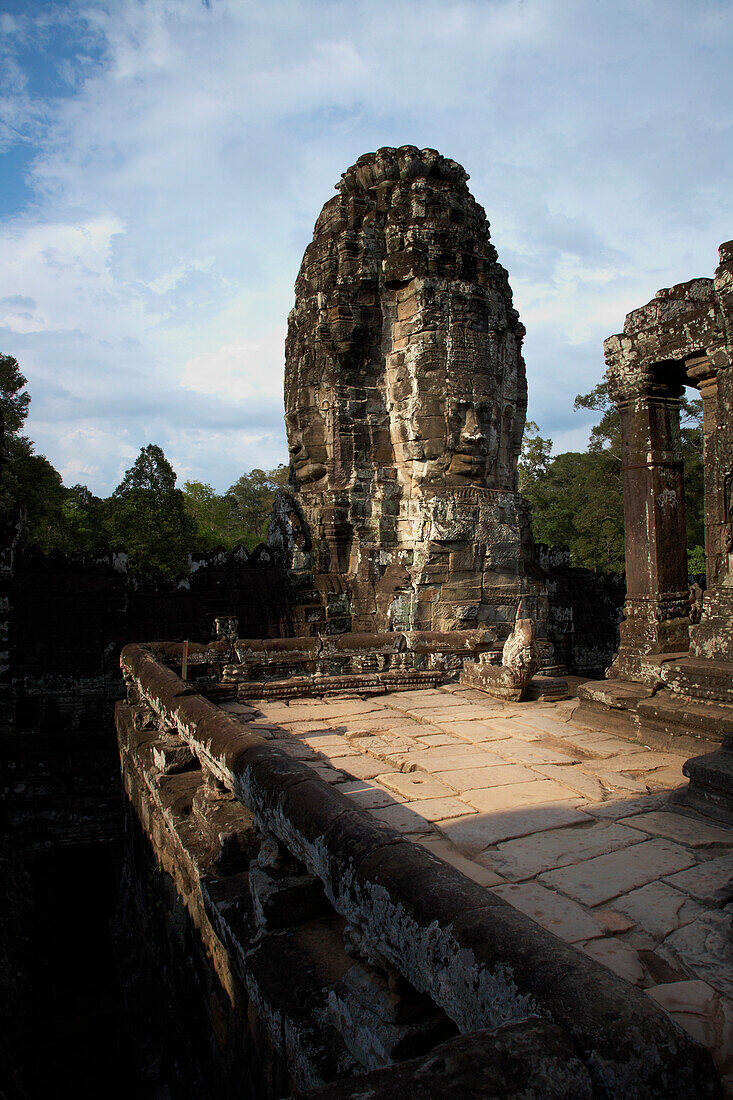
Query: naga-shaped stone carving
460,616,539,701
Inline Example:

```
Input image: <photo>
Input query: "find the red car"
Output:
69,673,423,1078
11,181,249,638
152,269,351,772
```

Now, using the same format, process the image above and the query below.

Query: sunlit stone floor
221,684,733,1086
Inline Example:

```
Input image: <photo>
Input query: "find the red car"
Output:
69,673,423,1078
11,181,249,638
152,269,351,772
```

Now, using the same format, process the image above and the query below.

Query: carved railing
117,641,720,1097
141,629,501,699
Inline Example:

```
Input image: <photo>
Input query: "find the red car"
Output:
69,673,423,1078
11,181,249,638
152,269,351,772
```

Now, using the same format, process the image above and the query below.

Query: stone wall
538,546,625,674
3,543,296,853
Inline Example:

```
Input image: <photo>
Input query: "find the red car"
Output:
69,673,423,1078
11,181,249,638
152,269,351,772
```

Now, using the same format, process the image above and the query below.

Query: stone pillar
687,355,733,661
687,361,722,587
611,382,690,681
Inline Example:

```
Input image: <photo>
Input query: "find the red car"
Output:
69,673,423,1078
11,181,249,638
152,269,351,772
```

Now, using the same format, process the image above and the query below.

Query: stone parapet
117,642,721,1097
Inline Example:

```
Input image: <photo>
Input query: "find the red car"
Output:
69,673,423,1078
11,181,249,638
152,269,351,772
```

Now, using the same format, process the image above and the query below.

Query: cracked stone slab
376,771,456,800
538,839,696,906
623,811,733,849
490,821,642,882
464,779,580,814
492,882,608,943
534,764,607,802
438,804,593,853
434,721,513,743
583,793,671,820
554,732,649,759
366,804,436,834
664,853,733,906
606,882,708,941
393,748,508,771
659,911,733,999
403,796,478,822
490,742,581,766
328,755,386,780
415,836,504,887
646,980,733,1077
588,768,651,794
436,764,537,791
577,937,647,987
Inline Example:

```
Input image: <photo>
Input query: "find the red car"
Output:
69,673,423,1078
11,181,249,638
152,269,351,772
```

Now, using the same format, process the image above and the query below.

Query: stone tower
276,146,547,647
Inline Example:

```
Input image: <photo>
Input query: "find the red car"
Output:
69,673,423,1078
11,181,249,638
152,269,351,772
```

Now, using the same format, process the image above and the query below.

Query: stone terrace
220,684,733,1086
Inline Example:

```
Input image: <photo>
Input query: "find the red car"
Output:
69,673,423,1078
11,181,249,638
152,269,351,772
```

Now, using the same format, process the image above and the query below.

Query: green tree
0,354,70,550
107,444,197,577
58,484,109,554
0,354,31,437
183,481,240,549
573,381,704,559
523,380,706,573
227,465,289,547
518,420,553,494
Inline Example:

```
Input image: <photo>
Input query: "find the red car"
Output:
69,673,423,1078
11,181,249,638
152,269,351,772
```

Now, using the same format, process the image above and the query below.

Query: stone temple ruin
272,146,549,660
579,241,733,823
4,150,733,1097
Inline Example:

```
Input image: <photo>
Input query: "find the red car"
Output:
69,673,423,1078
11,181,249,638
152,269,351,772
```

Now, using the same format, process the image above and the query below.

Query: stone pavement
220,684,733,1088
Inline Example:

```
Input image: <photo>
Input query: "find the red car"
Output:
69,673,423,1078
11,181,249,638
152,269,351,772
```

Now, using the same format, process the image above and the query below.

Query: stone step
672,745,733,827
661,657,733,705
636,692,731,746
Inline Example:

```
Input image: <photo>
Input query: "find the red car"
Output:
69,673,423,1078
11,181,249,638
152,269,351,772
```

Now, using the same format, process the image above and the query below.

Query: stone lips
281,146,547,641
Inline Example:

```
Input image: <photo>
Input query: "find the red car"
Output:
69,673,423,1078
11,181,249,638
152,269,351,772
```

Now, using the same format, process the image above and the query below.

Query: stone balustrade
117,641,720,1097
141,629,500,699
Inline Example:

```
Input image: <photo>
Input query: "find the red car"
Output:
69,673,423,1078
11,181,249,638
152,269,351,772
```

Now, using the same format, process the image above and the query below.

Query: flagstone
539,839,696,906
664,853,733,906
367,804,435,834
436,764,537,791
492,882,607,943
623,811,733,849
607,881,707,941
578,937,647,986
438,804,592,853
463,779,578,814
490,821,641,881
659,911,733,999
376,770,455,800
434,721,512,743
405,796,476,822
534,764,606,802
491,741,581,766
415,836,503,886
331,754,386,780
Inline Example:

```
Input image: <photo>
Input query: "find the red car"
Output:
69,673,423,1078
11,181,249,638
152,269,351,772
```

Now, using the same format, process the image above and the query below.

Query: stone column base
610,594,690,684
689,586,733,663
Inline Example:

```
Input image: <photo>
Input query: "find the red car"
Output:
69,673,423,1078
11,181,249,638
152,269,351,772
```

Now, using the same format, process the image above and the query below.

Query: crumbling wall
4,544,296,853
537,546,625,673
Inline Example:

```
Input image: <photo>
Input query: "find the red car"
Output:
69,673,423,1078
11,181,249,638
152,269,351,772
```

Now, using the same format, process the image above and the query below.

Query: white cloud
181,329,285,403
0,0,730,493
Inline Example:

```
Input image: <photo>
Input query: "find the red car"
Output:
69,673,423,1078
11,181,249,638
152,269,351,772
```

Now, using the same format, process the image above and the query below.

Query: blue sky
1,0,731,494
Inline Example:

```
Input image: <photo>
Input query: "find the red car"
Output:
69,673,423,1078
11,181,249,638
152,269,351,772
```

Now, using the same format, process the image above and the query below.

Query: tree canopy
521,381,705,573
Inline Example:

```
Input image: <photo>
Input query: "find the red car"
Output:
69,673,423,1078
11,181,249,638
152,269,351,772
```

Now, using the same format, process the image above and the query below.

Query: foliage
183,465,288,551
0,356,71,550
227,465,289,546
0,354,31,437
58,484,110,554
107,445,198,577
517,420,552,494
522,381,705,573
522,442,625,571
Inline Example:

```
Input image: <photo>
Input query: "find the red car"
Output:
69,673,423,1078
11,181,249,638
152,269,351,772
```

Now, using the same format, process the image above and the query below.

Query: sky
1,0,731,495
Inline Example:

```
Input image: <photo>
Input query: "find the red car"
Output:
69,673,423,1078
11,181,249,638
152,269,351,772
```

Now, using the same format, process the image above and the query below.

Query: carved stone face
396,340,505,489
444,396,497,483
285,387,329,489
